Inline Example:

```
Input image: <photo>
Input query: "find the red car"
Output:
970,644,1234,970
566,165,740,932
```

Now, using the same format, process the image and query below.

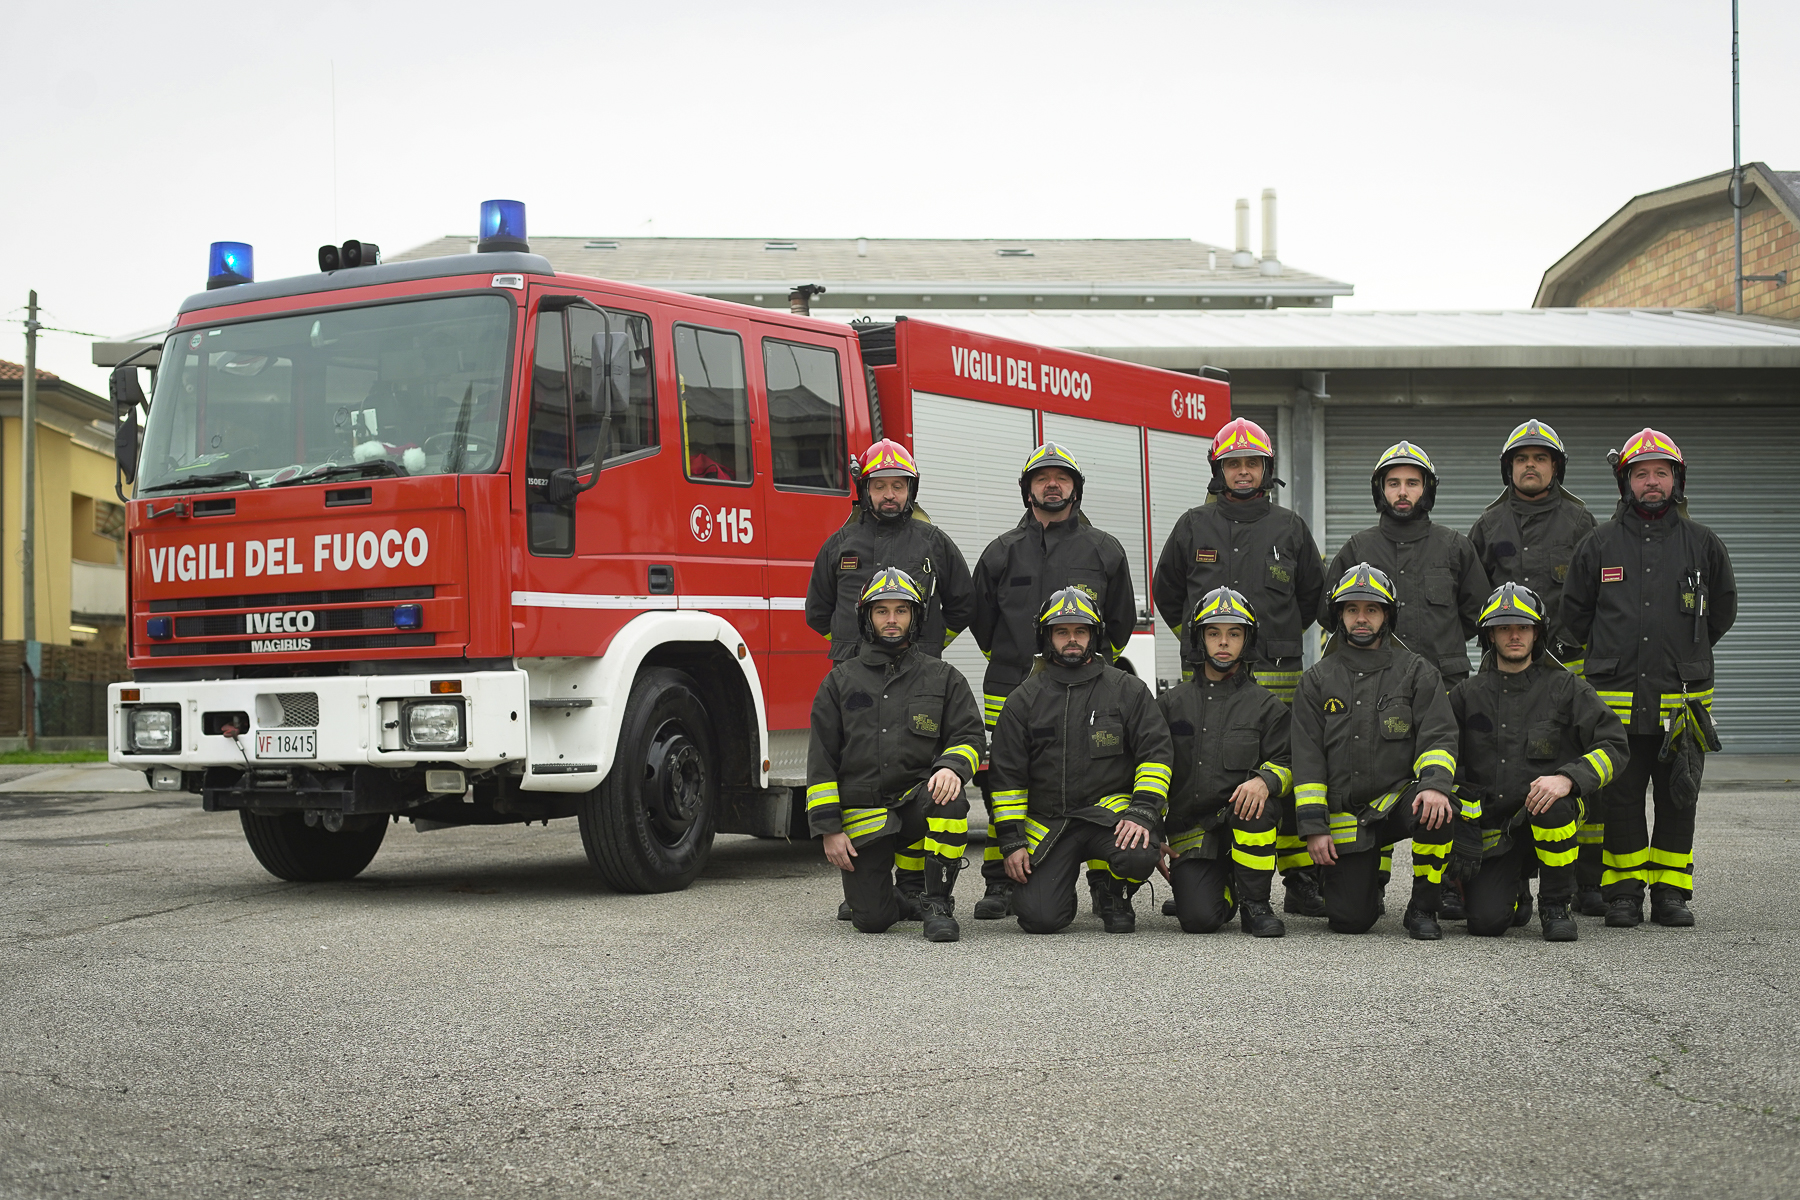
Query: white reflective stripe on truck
510,592,806,611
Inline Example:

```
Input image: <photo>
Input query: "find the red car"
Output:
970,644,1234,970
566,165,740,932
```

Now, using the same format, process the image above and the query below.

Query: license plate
256,730,317,759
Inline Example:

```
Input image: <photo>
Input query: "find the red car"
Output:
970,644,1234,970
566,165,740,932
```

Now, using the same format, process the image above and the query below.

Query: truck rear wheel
239,810,386,882
579,667,717,892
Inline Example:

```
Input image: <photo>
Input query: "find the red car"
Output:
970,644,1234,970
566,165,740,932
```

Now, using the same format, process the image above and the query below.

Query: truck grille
149,633,436,657
261,693,319,727
172,606,422,638
148,585,432,613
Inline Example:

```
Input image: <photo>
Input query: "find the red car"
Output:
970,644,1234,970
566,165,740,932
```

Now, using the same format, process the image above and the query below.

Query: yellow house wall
0,413,126,646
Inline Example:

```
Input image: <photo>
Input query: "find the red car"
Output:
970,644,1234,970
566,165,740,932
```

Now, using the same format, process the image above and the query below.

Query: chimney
788,284,827,315
1232,199,1254,268
1259,188,1282,276
856,238,868,257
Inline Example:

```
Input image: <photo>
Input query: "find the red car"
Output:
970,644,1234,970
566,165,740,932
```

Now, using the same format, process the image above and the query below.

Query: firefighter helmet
1329,562,1397,632
1609,427,1685,504
1035,585,1103,665
1370,440,1439,517
854,438,920,514
1478,582,1547,657
1207,417,1277,498
1018,442,1085,511
1187,586,1259,660
857,567,926,647
1500,418,1567,489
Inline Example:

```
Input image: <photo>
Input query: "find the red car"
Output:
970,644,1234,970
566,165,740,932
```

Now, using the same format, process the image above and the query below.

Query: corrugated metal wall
1041,412,1149,609
1323,405,1799,751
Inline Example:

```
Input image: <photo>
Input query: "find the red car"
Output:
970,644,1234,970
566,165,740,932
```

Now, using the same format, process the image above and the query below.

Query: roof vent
764,241,798,252
584,240,619,250
996,247,1034,257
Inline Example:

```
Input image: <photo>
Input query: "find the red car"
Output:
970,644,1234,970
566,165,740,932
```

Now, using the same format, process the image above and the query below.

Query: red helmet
1610,427,1685,504
854,439,920,513
1208,417,1277,497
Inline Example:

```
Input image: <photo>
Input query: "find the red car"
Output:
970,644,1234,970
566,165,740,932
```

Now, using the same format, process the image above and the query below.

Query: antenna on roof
1732,0,1790,314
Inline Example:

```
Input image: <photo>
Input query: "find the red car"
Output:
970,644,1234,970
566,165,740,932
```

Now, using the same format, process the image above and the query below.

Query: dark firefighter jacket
1291,640,1459,852
1151,495,1324,664
805,642,985,844
805,509,974,661
987,658,1172,859
1559,507,1737,734
1156,666,1293,862
1467,487,1595,647
1324,516,1488,681
1449,658,1629,859
971,508,1137,695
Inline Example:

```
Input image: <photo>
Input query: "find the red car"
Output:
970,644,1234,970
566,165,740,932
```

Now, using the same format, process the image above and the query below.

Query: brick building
1536,163,1799,317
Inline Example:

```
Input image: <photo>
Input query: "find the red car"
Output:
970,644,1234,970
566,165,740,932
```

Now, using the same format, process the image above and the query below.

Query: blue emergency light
477,200,529,254
392,604,423,630
206,241,254,290
146,616,173,640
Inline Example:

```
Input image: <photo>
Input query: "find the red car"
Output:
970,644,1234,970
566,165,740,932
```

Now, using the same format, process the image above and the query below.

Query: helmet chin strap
1345,627,1381,647
1032,494,1071,513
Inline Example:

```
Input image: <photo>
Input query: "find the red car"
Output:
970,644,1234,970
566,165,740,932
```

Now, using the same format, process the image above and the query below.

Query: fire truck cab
109,203,1229,892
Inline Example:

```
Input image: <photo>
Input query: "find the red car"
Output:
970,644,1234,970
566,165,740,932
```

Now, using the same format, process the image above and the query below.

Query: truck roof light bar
478,199,529,254
206,241,254,290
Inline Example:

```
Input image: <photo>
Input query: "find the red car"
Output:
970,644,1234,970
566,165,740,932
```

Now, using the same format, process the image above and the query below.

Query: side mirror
110,363,147,493
546,326,622,506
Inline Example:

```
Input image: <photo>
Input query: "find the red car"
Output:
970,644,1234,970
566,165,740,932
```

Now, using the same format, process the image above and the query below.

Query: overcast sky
4,0,1795,397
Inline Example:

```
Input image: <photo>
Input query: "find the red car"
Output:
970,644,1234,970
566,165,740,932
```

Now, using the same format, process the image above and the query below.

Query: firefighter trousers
1602,733,1696,902
1014,818,1160,935
1319,802,1448,935
840,790,969,934
1169,839,1277,936
1466,795,1580,936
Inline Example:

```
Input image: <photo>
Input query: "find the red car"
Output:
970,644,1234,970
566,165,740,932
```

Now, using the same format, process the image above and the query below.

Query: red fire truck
107,201,1230,891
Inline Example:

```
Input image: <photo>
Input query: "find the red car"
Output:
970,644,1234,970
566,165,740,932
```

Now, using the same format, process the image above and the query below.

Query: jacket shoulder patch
839,554,860,571
1195,548,1218,563
845,692,873,711
1601,566,1624,583
1322,697,1346,714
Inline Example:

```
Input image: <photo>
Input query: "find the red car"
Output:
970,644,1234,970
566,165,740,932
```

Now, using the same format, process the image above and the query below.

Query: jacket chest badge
911,712,939,735
840,554,860,571
1092,728,1121,749
1383,715,1411,736
1553,563,1568,582
1601,566,1624,583
1268,562,1291,584
1195,548,1218,563
1075,583,1099,601
1322,697,1346,714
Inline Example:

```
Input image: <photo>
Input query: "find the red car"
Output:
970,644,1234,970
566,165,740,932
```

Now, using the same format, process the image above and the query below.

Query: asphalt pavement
2,761,1797,1199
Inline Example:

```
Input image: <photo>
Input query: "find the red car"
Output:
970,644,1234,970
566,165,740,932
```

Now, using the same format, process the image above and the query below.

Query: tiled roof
0,358,61,384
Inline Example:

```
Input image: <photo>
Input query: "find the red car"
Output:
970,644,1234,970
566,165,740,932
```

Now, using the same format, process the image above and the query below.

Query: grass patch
0,750,108,765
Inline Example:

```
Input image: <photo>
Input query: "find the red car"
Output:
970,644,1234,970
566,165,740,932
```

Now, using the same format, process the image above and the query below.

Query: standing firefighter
1155,588,1292,938
1449,584,1629,941
988,588,1172,934
1324,441,1487,687
806,569,986,942
969,443,1137,920
1292,564,1472,939
1151,416,1324,921
1467,418,1599,913
1560,429,1736,929
806,439,974,663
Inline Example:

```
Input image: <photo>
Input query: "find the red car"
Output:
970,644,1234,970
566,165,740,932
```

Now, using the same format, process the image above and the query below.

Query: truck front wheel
239,810,386,882
579,667,718,892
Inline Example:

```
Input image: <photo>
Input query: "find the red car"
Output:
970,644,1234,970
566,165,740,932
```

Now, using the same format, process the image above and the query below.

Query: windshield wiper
273,460,407,487
139,470,254,493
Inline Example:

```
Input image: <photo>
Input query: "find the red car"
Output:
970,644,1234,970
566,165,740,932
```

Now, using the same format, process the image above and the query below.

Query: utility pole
21,290,38,645
1732,0,1744,315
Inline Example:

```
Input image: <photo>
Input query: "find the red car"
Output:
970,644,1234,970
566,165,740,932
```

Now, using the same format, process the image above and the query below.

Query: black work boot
1098,878,1137,933
1087,869,1110,917
1650,889,1695,927
1605,894,1643,927
1438,879,1467,922
837,901,853,921
895,887,923,922
1512,879,1534,928
920,860,961,943
1239,899,1286,938
1575,889,1607,917
1162,898,1179,917
972,879,1013,920
1403,903,1442,941
1539,903,1578,942
1282,869,1326,917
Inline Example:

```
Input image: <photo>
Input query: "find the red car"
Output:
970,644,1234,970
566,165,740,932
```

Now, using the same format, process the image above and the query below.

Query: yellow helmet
1188,586,1258,659
857,567,926,646
1019,442,1084,511
1371,440,1438,517
1035,585,1103,664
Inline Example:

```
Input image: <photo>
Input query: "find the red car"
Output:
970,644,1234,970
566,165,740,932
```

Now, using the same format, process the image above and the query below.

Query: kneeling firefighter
1155,587,1293,938
806,569,986,941
987,587,1173,934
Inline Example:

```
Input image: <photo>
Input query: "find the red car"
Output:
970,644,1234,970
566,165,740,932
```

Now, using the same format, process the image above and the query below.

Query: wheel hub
644,719,706,844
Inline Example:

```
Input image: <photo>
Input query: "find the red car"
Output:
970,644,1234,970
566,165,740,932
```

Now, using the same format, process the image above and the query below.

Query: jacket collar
1378,512,1433,543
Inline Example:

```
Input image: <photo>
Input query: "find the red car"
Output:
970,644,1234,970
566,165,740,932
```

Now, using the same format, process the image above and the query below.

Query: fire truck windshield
136,295,512,494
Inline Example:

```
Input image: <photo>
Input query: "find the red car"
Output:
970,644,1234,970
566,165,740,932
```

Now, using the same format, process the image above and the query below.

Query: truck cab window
570,307,657,464
763,339,847,492
527,311,573,554
674,325,750,484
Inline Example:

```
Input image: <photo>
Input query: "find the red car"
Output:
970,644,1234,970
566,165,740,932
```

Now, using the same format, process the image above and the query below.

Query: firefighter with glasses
988,588,1172,935
1155,587,1292,938
1560,429,1736,929
1151,417,1325,922
1468,418,1600,915
806,569,986,942
1292,564,1471,939
1449,583,1628,941
970,443,1138,921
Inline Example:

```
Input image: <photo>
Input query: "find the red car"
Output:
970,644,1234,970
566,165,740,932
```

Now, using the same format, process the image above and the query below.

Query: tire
239,810,386,882
579,667,718,892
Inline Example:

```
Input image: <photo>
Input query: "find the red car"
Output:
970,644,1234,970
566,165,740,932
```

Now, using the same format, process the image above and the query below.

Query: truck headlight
403,700,465,749
127,706,180,753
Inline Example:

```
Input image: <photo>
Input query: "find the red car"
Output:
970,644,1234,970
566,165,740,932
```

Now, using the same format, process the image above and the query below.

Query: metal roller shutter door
1041,412,1149,618
1323,404,1800,751
909,391,1039,703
